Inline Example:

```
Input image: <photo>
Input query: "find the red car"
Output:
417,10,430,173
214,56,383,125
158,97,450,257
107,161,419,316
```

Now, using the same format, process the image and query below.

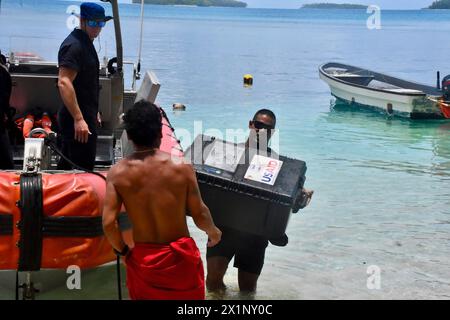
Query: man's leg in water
206,226,236,291
238,270,260,292
235,233,268,292
206,256,229,291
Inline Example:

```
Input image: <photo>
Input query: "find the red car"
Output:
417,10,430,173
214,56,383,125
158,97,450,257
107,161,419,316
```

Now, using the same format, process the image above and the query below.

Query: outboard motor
441,75,450,101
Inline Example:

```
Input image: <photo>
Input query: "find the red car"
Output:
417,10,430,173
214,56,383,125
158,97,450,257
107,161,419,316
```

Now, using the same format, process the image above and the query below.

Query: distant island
132,0,247,7
428,0,450,9
301,3,368,9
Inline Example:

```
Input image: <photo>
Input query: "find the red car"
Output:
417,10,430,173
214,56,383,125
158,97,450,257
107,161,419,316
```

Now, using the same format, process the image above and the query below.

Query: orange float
438,100,450,119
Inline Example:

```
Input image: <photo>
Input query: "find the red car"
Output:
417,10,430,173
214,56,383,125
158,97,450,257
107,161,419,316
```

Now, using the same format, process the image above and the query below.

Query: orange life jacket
16,113,54,139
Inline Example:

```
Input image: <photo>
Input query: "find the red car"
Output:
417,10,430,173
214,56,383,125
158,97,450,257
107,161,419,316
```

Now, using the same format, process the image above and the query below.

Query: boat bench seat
334,74,375,86
367,80,423,94
367,80,402,90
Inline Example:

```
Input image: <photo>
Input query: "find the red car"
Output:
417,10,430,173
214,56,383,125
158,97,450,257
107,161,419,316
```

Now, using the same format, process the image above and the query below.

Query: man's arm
185,164,221,247
102,170,127,253
57,67,91,143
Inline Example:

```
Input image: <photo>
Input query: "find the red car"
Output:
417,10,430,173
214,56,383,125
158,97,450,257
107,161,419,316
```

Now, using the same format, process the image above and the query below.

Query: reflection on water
433,122,450,179
0,266,128,300
323,101,450,180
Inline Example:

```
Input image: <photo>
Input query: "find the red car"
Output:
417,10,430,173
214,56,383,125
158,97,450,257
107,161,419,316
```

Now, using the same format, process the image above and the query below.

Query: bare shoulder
106,159,129,182
179,161,197,181
170,154,186,165
158,151,190,169
164,154,196,179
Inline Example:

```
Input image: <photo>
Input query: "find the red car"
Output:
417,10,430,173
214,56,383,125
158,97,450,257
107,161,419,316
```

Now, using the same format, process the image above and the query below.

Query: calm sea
0,0,449,300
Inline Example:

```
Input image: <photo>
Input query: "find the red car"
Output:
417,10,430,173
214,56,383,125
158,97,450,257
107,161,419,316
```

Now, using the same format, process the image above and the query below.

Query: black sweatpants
0,129,13,169
57,134,97,171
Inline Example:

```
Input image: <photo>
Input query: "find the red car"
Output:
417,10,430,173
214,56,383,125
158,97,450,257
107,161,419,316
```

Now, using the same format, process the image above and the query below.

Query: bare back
109,150,190,244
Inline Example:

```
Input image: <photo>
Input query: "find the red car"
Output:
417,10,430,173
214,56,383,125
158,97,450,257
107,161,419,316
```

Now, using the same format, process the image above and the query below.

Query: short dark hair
124,100,162,148
253,109,276,126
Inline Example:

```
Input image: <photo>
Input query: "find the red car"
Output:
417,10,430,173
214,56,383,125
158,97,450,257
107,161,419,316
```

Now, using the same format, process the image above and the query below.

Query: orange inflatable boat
0,108,183,272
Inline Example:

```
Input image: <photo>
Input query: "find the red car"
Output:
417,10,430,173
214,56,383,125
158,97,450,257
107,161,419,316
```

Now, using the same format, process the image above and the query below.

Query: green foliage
429,0,450,9
301,3,368,9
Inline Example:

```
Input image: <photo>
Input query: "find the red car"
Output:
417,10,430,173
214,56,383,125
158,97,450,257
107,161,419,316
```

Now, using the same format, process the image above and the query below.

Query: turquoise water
0,0,449,299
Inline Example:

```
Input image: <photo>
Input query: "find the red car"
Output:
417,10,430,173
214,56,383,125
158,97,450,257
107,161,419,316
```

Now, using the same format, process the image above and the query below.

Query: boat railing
123,60,138,92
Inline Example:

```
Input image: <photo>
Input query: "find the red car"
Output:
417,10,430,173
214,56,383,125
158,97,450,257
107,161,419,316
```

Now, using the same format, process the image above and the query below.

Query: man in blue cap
57,2,112,170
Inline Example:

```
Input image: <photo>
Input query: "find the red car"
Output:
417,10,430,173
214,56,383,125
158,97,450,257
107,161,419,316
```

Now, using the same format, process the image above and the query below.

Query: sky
118,0,436,10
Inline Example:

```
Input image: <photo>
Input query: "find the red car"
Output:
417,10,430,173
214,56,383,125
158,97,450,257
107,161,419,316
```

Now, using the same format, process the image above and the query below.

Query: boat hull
319,63,445,119
333,96,445,119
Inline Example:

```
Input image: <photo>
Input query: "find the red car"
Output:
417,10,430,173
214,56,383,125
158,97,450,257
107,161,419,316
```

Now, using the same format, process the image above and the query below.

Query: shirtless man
102,100,221,300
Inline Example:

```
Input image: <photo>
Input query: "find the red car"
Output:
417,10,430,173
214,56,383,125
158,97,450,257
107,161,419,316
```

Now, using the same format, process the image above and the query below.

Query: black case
185,135,307,238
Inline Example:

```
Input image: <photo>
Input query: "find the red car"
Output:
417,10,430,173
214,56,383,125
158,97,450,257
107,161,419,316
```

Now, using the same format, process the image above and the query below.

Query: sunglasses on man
87,20,106,28
251,120,274,130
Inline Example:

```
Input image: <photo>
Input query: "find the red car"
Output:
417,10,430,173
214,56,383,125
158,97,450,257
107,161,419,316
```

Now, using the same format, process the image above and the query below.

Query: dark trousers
0,129,13,169
57,134,97,171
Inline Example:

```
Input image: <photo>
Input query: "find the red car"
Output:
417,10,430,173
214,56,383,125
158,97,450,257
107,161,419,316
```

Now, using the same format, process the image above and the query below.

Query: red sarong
125,237,205,300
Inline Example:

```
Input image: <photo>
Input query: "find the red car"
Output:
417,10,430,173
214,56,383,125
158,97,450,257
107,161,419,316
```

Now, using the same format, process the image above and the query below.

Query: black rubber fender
107,57,118,75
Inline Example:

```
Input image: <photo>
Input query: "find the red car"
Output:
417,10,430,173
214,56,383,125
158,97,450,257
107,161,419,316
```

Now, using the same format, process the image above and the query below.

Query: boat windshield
7,36,57,63
6,36,136,90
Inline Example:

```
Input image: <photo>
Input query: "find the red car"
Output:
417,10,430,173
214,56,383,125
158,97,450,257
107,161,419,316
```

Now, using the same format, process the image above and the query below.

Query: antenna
137,0,145,79
437,71,441,90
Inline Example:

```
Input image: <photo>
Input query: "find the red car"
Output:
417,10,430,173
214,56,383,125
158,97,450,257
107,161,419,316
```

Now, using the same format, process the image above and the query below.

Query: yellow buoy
243,74,253,86
173,103,186,111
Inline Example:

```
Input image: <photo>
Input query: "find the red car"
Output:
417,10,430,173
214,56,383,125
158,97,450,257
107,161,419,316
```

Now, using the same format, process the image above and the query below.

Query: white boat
319,62,448,119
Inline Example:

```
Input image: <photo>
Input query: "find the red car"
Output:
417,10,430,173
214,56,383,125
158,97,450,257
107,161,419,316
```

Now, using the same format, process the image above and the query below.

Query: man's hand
207,226,222,248
292,188,314,213
97,112,102,128
74,118,92,143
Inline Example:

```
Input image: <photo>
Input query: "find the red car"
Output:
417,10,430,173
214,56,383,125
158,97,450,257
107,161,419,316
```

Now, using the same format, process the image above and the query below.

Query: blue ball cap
80,2,112,22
